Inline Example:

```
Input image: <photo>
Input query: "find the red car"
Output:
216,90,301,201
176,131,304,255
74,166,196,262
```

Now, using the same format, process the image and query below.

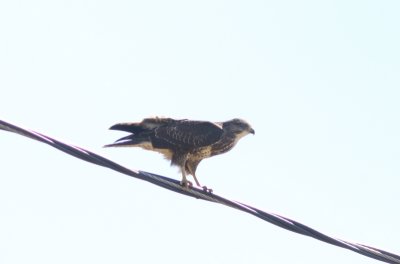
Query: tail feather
109,123,147,134
104,134,148,148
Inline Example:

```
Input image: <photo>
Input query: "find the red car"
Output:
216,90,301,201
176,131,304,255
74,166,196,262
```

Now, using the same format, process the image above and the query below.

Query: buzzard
105,117,254,189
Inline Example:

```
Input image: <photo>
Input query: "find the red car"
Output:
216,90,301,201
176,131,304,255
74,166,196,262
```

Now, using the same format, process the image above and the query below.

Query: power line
1,119,399,264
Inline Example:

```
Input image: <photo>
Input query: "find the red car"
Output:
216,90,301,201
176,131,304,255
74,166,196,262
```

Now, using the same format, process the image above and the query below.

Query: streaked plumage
105,117,254,189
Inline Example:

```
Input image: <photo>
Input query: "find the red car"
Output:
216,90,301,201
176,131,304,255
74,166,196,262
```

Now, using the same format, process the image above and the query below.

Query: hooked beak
249,128,255,135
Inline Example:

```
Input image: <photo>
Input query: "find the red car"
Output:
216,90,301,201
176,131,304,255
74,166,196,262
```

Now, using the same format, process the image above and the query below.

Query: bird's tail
104,134,149,148
109,123,147,134
105,122,154,148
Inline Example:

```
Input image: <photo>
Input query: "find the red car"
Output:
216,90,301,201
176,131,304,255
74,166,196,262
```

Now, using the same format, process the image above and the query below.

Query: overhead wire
0,119,399,264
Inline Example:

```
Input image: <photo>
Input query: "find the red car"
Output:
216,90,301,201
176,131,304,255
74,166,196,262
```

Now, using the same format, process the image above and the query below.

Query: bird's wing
152,120,223,149
109,117,177,134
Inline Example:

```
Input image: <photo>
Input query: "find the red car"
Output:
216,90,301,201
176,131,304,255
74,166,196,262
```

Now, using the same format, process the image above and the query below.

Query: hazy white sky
1,1,399,263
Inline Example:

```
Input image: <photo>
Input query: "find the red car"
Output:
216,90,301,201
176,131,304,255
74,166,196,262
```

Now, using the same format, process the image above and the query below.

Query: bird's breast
209,136,236,157
189,146,213,159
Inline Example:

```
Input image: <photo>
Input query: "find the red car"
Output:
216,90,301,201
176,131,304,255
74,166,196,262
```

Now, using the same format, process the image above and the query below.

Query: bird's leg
185,160,208,190
190,172,213,193
191,172,212,193
180,169,193,188
173,154,193,188
192,173,201,187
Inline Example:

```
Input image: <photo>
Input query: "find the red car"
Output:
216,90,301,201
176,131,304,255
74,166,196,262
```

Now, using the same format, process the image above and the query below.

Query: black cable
0,119,399,264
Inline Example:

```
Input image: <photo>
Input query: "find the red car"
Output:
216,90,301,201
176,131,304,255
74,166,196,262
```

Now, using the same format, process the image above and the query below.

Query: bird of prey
105,117,254,189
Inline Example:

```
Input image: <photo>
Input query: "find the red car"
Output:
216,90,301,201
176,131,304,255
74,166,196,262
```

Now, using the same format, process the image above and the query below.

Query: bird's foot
202,186,213,193
180,180,193,189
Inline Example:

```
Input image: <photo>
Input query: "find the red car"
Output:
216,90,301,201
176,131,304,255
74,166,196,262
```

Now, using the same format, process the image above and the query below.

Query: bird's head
223,118,255,139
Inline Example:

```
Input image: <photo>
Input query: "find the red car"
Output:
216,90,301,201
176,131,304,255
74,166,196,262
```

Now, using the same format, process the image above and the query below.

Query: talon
180,180,193,188
202,186,213,193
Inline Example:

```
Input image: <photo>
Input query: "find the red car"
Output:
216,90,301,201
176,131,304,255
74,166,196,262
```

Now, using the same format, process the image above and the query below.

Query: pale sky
1,1,399,263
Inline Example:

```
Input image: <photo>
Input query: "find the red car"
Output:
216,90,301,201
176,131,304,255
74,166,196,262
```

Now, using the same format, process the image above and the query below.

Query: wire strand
0,119,399,264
